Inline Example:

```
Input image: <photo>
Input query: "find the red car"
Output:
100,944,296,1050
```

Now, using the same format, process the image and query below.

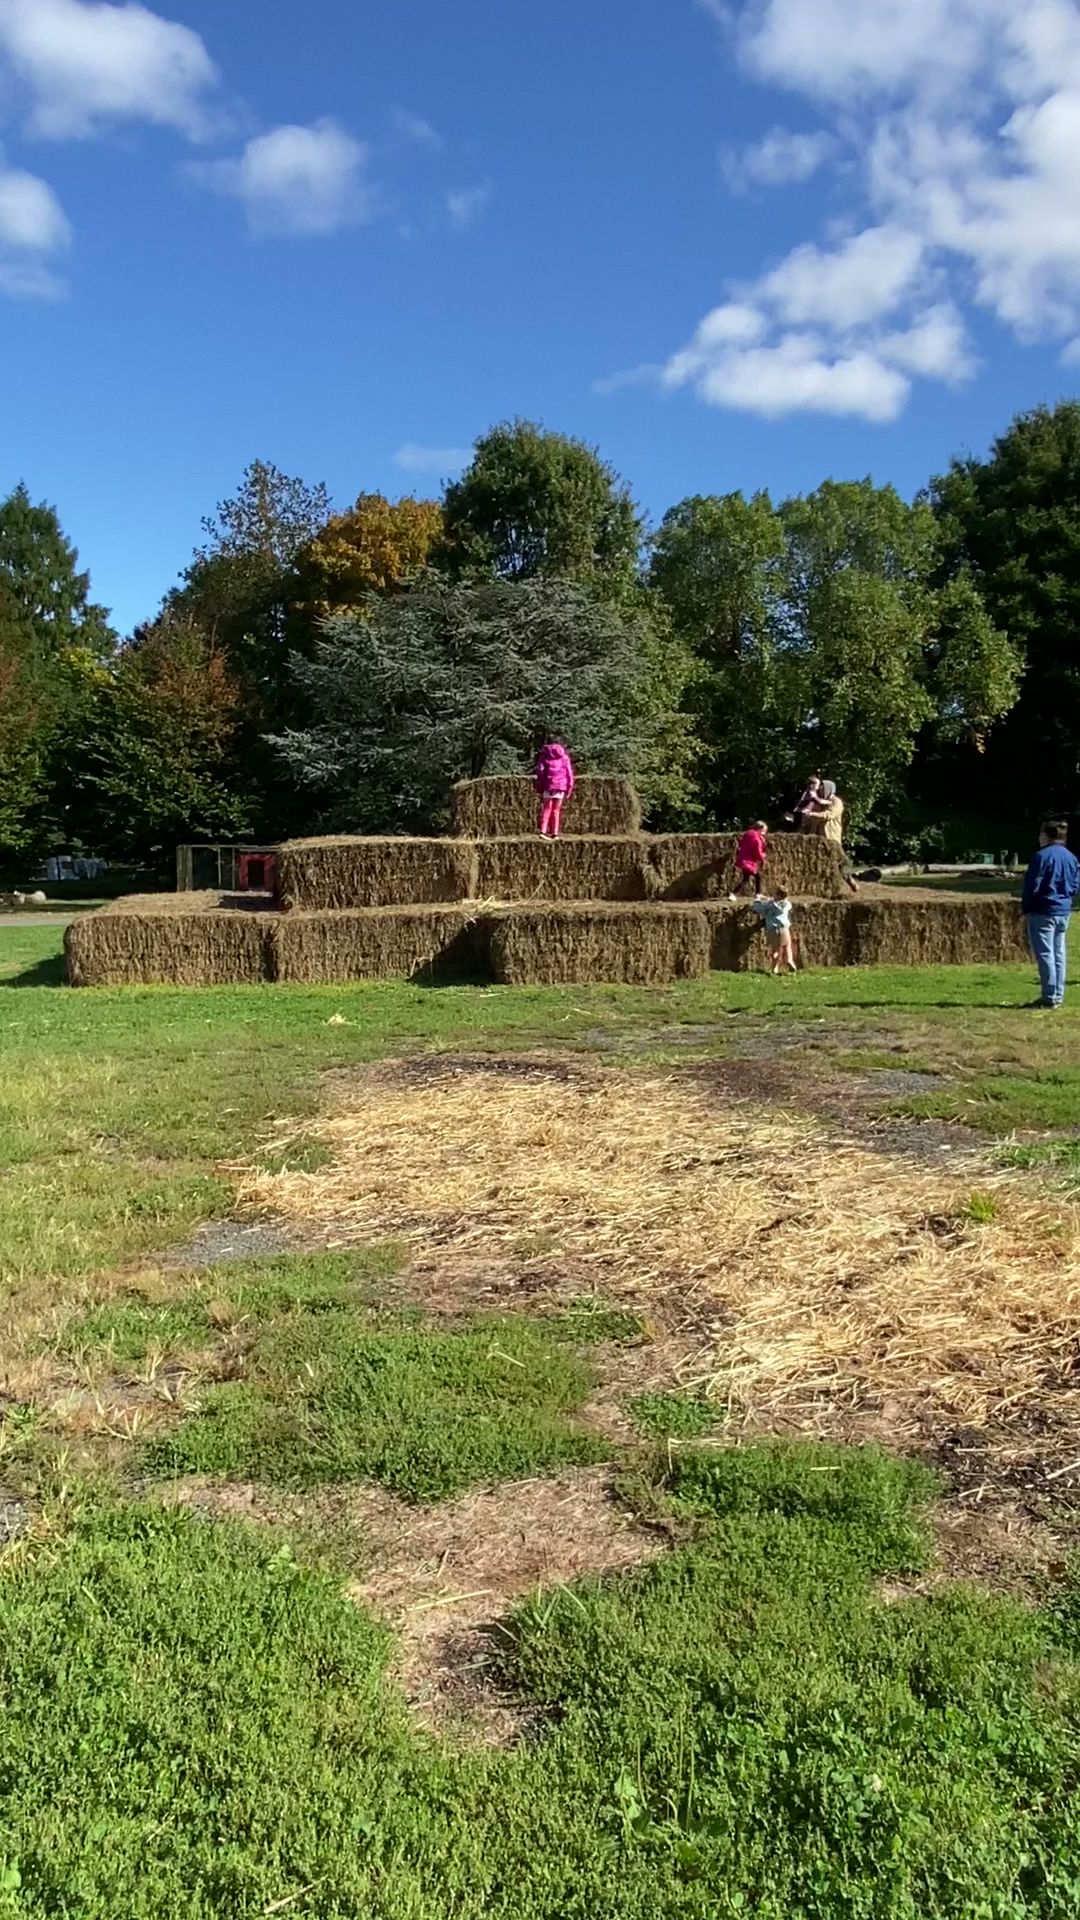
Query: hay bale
704,901,856,971
846,898,1028,966
273,907,486,984
703,896,1027,971
64,893,276,987
474,835,649,903
646,832,849,901
451,776,642,839
276,837,478,911
489,903,710,986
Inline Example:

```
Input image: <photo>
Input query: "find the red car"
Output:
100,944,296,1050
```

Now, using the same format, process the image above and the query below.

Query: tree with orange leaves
292,493,442,621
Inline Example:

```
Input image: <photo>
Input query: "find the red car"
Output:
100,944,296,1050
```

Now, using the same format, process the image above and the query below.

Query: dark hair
1043,820,1069,842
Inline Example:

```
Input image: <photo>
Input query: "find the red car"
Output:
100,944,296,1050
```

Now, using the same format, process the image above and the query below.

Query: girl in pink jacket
534,737,575,838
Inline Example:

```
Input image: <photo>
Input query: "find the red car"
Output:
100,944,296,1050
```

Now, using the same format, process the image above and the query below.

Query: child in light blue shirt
752,890,797,973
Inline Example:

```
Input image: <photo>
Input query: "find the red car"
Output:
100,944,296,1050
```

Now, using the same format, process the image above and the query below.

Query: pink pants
538,793,566,837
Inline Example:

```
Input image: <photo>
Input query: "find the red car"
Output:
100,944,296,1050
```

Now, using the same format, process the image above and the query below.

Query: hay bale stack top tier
451,775,641,838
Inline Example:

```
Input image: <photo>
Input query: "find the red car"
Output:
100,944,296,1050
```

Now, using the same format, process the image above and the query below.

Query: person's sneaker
1023,998,1055,1008
727,893,738,903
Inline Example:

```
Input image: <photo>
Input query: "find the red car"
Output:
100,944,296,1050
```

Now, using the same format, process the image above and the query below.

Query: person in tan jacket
800,780,857,888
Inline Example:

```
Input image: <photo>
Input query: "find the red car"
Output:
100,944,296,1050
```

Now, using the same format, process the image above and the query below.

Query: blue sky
0,0,1078,635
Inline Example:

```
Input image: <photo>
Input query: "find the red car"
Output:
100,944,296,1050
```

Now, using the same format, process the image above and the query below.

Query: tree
0,642,45,857
440,421,642,589
929,402,1080,812
650,493,786,821
65,615,251,861
0,483,113,666
166,461,333,839
272,574,679,833
292,493,442,618
0,485,115,862
651,480,1019,834
175,460,332,706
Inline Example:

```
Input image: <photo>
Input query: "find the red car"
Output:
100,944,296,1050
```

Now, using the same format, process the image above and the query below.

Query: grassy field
6,924,1080,1916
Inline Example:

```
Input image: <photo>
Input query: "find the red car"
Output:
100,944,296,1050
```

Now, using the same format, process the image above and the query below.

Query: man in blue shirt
1021,820,1080,1008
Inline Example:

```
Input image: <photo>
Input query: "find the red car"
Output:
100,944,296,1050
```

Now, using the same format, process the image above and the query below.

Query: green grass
56,1250,405,1361
4,1442,1080,1917
50,1254,612,1503
902,1066,1080,1134
629,1390,721,1442
145,1311,608,1503
999,1139,1080,1183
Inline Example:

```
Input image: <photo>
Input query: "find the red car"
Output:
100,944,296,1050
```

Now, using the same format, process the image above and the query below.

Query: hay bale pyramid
66,775,1026,988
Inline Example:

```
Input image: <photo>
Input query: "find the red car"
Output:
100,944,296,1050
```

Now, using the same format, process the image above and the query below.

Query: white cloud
392,108,442,149
737,0,1003,104
196,120,375,236
633,0,1080,419
645,232,965,421
0,0,219,140
592,362,663,396
876,303,974,381
445,184,490,230
395,443,471,475
759,224,925,329
0,154,69,300
699,338,909,421
722,125,834,190
0,166,70,251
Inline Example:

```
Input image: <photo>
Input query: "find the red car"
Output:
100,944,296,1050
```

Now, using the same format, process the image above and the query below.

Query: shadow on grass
3,953,67,988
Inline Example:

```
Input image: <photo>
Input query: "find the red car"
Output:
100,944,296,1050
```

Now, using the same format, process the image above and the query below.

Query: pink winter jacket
534,743,575,797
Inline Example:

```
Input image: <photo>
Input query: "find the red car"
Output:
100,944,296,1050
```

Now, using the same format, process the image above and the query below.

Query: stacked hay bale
643,833,848,901
274,906,486,983
273,828,850,912
451,775,640,838
64,777,1028,987
489,903,710,986
276,836,477,910
64,893,278,988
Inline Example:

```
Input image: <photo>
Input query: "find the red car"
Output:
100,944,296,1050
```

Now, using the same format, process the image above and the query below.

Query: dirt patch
162,1467,665,1742
165,1219,296,1269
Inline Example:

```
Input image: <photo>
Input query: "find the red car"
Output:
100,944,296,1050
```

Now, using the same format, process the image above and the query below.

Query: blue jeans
1027,913,1070,1006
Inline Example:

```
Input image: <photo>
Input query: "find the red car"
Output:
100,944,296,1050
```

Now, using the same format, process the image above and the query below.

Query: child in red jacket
728,821,768,899
534,737,575,838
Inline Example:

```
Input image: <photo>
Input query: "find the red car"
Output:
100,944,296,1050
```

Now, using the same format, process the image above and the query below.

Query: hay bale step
64,893,277,987
276,836,477,911
275,829,850,911
644,833,850,901
702,896,1028,971
452,775,641,839
64,890,1029,988
489,903,710,986
474,835,647,903
273,907,485,984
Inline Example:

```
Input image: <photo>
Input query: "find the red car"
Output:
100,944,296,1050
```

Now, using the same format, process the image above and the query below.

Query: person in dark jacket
1021,820,1080,1008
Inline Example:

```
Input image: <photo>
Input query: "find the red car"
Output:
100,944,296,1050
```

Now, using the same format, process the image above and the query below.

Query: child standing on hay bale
728,821,768,899
792,773,824,831
753,890,797,973
534,736,575,838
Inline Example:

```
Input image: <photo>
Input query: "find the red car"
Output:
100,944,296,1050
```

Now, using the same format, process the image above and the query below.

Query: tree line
2,402,1078,872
